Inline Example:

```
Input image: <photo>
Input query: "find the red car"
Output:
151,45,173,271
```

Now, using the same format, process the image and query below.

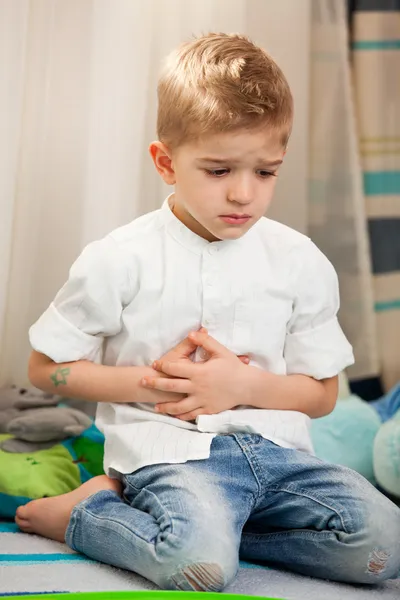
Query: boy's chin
199,220,251,242
214,225,250,241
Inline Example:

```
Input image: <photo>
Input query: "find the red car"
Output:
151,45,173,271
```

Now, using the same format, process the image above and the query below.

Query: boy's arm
28,350,157,403
250,240,351,418
29,330,247,404
145,331,338,419
243,369,338,417
28,332,200,403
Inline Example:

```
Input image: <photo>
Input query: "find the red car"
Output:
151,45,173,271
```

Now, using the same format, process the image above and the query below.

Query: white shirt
30,197,354,476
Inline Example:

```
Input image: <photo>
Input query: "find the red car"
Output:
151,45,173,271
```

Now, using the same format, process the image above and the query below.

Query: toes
15,516,33,532
15,504,33,529
16,505,28,519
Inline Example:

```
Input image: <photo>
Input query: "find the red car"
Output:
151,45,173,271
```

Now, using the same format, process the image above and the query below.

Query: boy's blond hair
157,32,293,150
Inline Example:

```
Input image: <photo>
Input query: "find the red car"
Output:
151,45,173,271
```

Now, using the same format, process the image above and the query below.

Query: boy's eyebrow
197,157,283,166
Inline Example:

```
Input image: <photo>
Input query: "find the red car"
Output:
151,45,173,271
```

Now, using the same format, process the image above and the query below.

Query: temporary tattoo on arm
50,367,70,387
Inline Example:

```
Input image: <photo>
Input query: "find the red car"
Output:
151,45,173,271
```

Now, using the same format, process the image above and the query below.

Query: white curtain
0,0,312,386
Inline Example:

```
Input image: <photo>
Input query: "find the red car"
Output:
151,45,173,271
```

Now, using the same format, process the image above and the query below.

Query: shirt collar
161,194,248,255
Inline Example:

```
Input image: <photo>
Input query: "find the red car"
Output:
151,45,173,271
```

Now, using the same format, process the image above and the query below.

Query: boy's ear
149,141,176,184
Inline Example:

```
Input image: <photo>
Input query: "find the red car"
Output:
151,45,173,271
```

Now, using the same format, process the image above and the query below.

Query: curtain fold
0,0,29,364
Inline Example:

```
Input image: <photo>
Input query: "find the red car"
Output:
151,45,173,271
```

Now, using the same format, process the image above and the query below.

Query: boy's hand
137,329,248,407
141,331,250,420
136,333,201,405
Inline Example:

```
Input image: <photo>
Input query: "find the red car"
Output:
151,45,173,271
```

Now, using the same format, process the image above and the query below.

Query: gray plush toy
0,386,59,429
0,386,92,453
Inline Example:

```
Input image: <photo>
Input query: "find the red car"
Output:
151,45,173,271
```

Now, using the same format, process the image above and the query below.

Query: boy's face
150,128,286,242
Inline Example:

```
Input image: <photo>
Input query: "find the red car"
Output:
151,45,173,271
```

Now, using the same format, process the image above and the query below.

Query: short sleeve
29,236,133,364
284,240,354,380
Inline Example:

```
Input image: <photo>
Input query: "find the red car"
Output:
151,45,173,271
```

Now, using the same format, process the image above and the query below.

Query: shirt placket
201,244,221,335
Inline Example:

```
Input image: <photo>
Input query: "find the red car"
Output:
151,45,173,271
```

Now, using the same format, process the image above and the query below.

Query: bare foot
15,475,122,543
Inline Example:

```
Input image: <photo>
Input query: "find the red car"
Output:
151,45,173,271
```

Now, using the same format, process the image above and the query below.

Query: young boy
17,33,400,590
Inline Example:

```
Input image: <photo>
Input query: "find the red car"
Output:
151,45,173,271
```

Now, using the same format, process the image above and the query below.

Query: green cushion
0,428,105,518
0,434,82,517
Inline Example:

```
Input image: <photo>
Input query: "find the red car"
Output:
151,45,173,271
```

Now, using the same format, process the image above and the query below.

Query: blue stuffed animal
311,381,400,499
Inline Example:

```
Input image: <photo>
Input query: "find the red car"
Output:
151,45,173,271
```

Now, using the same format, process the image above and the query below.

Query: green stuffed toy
0,386,104,517
311,379,400,499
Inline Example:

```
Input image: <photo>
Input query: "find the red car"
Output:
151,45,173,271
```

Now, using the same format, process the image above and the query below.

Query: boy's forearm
28,351,156,403
244,367,338,418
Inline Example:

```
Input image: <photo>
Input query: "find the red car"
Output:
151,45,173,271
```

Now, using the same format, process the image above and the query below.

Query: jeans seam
231,434,263,498
263,486,350,534
79,505,161,545
122,474,141,493
242,529,340,541
65,506,79,551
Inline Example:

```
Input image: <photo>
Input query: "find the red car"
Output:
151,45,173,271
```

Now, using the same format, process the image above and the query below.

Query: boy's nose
227,182,253,205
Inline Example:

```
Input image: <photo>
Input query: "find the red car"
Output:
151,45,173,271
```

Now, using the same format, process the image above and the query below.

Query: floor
1,522,399,599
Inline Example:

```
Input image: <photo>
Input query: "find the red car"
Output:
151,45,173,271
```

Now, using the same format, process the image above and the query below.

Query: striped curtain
308,0,380,384
309,0,400,390
351,0,400,389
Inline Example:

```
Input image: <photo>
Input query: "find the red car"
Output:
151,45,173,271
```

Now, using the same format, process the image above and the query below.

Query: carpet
0,523,399,599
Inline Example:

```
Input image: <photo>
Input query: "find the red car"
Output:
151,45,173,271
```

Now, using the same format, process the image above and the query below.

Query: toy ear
63,424,87,437
62,409,92,437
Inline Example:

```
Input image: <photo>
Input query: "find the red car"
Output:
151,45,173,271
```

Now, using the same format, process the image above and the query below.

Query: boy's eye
205,168,277,178
206,169,229,177
257,170,276,178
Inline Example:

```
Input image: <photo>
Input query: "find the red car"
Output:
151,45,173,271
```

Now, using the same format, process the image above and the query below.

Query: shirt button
208,246,219,255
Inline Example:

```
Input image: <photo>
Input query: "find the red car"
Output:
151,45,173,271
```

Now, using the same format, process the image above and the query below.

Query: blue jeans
66,435,400,591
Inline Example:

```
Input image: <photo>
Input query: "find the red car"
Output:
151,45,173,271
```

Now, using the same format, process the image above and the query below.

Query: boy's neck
169,195,220,243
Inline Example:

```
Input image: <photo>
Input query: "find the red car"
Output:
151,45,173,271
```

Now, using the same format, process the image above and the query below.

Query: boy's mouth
219,214,251,225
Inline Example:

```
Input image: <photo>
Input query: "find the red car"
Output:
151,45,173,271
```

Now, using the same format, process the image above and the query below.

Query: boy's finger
166,338,197,359
238,355,249,364
188,331,229,357
155,397,199,415
177,409,206,421
141,376,192,395
153,358,195,379
161,327,207,361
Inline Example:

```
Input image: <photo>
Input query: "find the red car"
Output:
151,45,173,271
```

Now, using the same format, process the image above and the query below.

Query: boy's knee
363,525,400,582
169,561,233,592
344,511,400,583
364,502,400,581
159,540,237,592
364,547,397,582
347,543,400,584
157,518,238,591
